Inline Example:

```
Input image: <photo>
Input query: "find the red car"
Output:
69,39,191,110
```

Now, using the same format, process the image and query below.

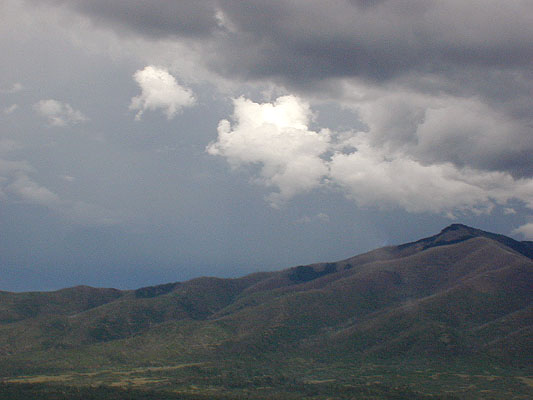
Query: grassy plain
1,357,532,399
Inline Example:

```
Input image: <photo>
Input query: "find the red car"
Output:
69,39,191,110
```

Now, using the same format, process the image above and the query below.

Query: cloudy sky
1,0,532,291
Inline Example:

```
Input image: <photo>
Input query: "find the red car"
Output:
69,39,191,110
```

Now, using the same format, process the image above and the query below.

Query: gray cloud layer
31,0,533,179
35,1,533,80
207,95,533,216
2,0,533,292
43,0,218,38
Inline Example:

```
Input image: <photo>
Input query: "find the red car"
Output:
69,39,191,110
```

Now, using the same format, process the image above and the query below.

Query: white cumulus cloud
336,80,533,178
207,96,331,207
208,94,533,216
34,99,88,127
513,222,533,240
328,135,533,216
129,65,195,120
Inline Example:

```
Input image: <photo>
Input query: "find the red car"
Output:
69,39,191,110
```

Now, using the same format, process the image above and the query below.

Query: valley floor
1,359,532,399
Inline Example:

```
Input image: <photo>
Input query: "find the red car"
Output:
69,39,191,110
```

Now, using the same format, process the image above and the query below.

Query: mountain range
0,224,532,399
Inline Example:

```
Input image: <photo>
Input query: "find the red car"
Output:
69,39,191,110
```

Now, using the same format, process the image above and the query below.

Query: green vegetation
0,224,531,398
288,263,337,283
1,360,531,399
135,282,180,299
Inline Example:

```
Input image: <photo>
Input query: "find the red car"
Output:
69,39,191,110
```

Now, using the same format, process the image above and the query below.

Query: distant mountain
0,224,531,398
398,223,533,258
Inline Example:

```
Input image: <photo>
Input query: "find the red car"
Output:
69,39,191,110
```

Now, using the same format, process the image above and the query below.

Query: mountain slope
0,224,531,376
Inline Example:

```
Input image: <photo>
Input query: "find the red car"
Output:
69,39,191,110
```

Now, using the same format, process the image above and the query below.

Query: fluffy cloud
2,170,117,225
210,95,533,215
24,1,533,178
349,87,533,178
3,104,18,114
0,156,59,207
513,223,533,240
130,65,195,120
329,137,533,216
7,174,61,207
8,0,533,221
0,152,116,226
34,99,87,127
207,96,330,206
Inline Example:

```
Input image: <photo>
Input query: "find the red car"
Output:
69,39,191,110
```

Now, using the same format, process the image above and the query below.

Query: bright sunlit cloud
130,65,195,120
209,95,533,216
207,96,331,207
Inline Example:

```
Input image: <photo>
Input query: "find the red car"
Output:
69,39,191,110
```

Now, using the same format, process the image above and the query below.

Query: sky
1,0,532,292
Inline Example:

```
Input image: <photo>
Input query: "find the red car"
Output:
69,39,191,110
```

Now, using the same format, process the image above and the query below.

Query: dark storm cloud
40,0,218,38
217,1,533,82
216,0,533,179
34,1,533,86
27,0,533,179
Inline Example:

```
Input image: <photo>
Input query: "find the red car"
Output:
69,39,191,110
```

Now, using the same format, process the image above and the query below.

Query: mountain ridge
398,223,533,259
1,224,530,296
0,224,531,398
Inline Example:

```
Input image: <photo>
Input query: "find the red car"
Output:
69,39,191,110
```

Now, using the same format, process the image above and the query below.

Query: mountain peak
441,223,476,233
426,223,533,259
437,223,485,240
